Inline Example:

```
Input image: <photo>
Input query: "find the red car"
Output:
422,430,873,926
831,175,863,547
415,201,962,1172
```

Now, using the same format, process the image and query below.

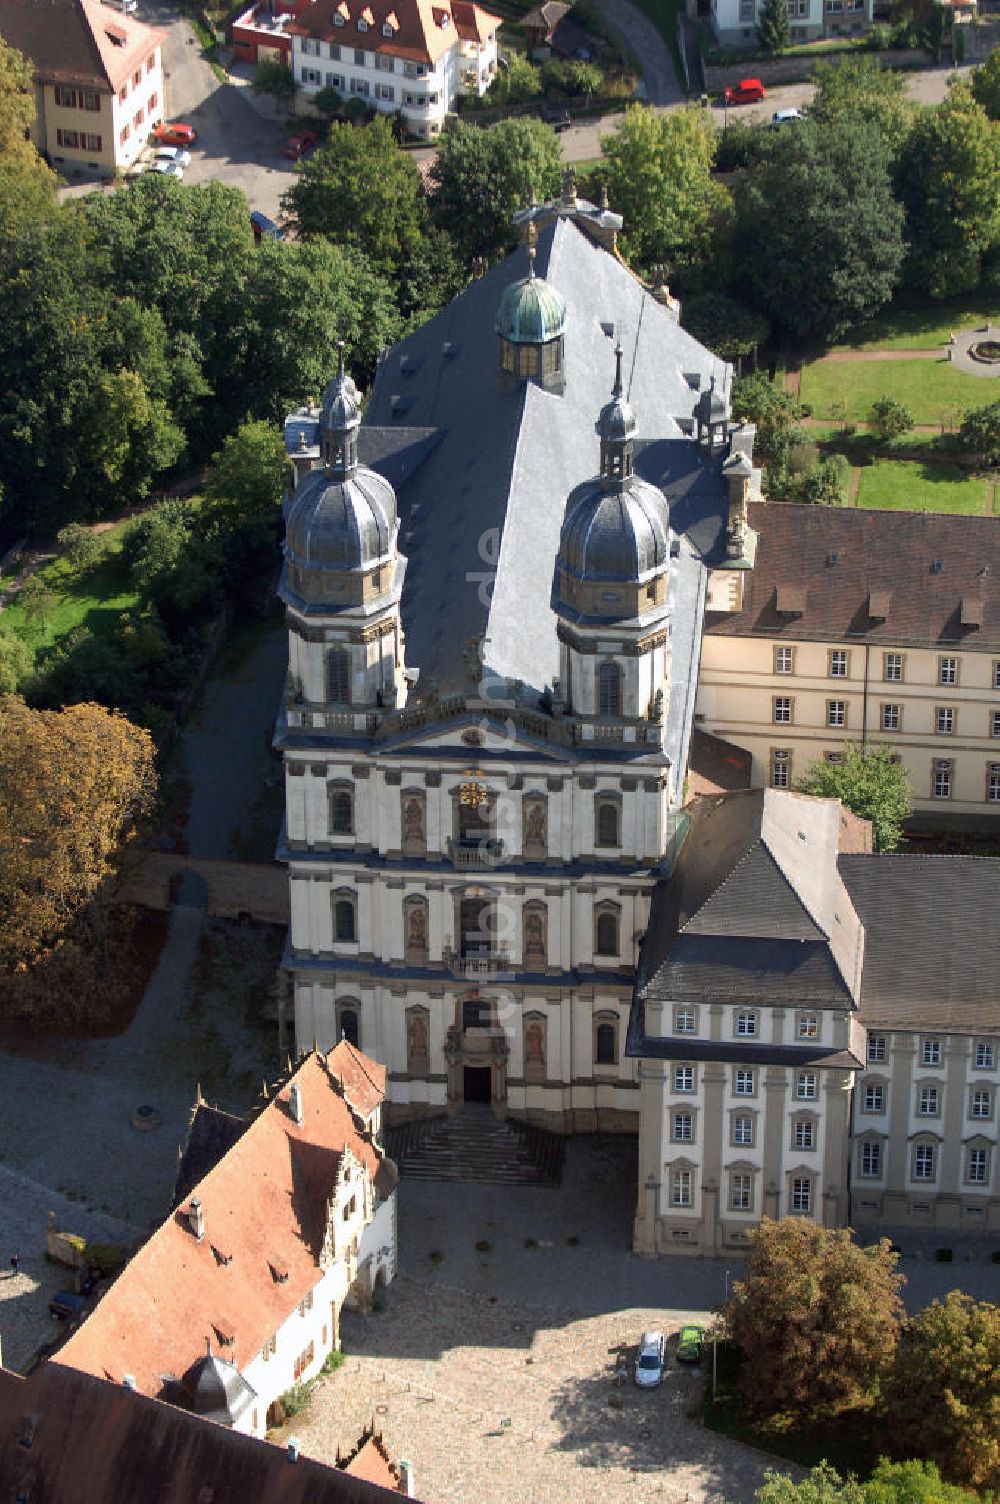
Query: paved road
592,0,684,105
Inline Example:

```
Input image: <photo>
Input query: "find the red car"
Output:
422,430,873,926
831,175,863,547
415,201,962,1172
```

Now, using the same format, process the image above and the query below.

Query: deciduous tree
811,56,915,158
885,1293,1000,1493
958,397,1000,466
797,742,912,851
252,57,295,103
970,45,1000,120
0,37,46,172
757,0,790,55
868,395,913,445
0,696,156,975
205,419,289,520
895,82,1000,298
756,1461,981,1504
735,119,904,341
725,1217,904,1421
681,292,770,367
429,117,562,266
731,372,803,474
601,104,727,274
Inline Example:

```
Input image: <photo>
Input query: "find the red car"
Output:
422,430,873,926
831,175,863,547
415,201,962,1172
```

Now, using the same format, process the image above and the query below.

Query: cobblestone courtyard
282,1274,786,1504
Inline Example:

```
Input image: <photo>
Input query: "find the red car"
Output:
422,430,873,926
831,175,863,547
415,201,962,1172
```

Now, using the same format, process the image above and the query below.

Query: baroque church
275,176,755,1134
275,177,1000,1251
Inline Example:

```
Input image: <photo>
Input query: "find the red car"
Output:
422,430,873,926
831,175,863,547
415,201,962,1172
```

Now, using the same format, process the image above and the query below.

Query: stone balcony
442,945,511,980
446,837,506,870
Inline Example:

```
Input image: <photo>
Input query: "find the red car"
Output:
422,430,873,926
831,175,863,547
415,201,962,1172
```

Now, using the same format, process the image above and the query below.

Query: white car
634,1330,665,1388
150,158,184,177
771,108,804,127
153,146,191,168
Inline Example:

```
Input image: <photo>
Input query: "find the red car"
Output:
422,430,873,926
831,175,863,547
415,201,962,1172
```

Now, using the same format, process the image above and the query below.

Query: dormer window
382,20,393,33
358,17,368,28
333,7,346,23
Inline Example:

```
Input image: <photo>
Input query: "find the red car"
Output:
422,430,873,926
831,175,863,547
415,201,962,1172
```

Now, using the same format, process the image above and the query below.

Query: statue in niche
403,797,424,844
525,1020,545,1070
524,910,545,959
408,1013,429,1067
407,904,427,952
525,803,546,848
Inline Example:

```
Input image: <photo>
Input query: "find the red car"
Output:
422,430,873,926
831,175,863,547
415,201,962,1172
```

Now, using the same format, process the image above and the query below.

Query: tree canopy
756,1460,982,1504
682,292,770,366
811,57,915,159
0,37,47,173
726,1217,904,1422
958,397,1000,467
735,119,904,342
0,696,156,976
757,0,790,55
970,45,1000,120
428,117,563,267
797,742,913,852
601,104,727,274
886,1292,1000,1493
896,82,1000,298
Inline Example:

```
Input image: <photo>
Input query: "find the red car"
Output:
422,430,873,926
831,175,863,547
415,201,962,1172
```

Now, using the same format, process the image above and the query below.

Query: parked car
153,146,191,168
771,107,804,126
634,1330,665,1388
543,106,572,133
49,1290,87,1321
151,122,198,147
250,210,285,242
724,78,766,105
284,130,319,159
676,1324,706,1364
150,159,184,177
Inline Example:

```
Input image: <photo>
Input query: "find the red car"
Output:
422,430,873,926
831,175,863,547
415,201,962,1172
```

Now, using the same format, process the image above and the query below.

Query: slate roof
0,1363,406,1504
707,502,1000,649
636,789,865,1010
286,0,499,65
58,1051,393,1399
839,854,1000,1035
0,0,165,91
364,216,729,703
174,1103,248,1208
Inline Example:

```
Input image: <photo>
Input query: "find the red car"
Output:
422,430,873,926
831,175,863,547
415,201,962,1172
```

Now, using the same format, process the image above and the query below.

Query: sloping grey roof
839,854,1000,1034
364,216,729,700
181,1352,257,1427
173,1104,247,1209
637,789,864,1008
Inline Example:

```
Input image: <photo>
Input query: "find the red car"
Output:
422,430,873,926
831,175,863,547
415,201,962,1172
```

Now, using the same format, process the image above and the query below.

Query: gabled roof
174,1102,248,1207
707,502,1000,650
287,0,498,65
57,1050,393,1399
326,1037,387,1121
0,0,166,92
0,1363,407,1504
840,854,1000,1034
340,1429,403,1491
638,789,866,1009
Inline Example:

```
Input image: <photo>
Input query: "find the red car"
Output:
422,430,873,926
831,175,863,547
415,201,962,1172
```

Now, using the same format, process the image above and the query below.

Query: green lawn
799,357,994,426
834,297,997,353
0,526,140,663
855,459,991,514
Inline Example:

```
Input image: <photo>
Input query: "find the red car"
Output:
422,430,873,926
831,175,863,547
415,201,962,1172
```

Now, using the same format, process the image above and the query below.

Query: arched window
334,898,356,943
595,909,619,956
598,661,622,717
329,789,353,835
327,649,351,704
339,1007,359,1047
595,797,620,848
595,1020,617,1065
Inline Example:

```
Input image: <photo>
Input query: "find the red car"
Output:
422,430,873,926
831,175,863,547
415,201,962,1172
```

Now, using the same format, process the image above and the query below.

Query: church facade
275,184,746,1131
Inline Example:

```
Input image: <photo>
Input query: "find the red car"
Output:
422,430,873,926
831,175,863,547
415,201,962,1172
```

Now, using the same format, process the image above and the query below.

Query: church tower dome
284,344,398,603
495,227,566,391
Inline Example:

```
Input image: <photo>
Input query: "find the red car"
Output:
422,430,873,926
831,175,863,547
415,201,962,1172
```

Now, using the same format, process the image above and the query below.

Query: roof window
931,558,944,574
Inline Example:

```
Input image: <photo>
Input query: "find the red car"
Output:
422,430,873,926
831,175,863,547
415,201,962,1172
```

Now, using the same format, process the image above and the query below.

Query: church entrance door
463,1065,492,1104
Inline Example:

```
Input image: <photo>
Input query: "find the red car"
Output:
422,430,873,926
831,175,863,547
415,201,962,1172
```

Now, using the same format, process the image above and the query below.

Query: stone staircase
386,1107,565,1186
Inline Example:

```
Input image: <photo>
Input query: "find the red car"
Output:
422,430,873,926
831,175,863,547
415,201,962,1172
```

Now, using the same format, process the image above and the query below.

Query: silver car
153,146,191,168
150,159,184,177
634,1330,665,1388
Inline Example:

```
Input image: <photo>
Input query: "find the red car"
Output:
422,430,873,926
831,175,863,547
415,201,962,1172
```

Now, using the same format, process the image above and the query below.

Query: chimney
399,1459,415,1497
287,1437,301,1464
289,1081,303,1126
122,1374,137,1391
188,1196,205,1241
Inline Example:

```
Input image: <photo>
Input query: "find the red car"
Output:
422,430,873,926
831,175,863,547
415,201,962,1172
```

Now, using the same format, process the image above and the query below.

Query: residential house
0,0,166,176
274,181,748,1131
690,0,872,50
629,787,1000,1255
0,1360,416,1502
57,1045,397,1435
699,503,1000,826
232,0,304,68
286,0,501,139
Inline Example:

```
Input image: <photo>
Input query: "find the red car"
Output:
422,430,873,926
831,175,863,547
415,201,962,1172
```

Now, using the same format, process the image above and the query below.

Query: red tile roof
326,1037,387,1122
287,0,498,65
341,1431,403,1491
56,1050,391,1399
0,0,166,93
0,1363,408,1504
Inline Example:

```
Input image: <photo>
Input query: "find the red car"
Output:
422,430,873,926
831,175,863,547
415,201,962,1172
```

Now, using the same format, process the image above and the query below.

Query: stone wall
703,45,925,91
121,853,289,924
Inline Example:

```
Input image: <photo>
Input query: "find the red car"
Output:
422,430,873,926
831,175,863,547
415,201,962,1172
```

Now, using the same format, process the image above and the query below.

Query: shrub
56,522,103,572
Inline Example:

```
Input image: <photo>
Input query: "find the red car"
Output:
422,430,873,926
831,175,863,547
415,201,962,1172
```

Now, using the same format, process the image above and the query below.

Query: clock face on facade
460,777,489,808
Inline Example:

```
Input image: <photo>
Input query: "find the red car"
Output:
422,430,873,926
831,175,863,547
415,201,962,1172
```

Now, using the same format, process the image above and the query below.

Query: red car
724,77,766,105
284,130,319,160
150,122,198,146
